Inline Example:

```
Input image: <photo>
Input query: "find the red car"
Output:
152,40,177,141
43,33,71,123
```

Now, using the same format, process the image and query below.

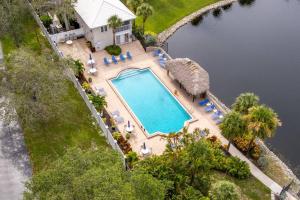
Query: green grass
211,171,271,200
1,13,107,172
135,0,219,34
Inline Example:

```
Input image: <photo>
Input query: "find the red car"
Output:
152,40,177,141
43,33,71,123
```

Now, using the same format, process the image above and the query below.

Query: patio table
141,148,150,156
89,68,97,74
125,125,134,133
66,40,73,45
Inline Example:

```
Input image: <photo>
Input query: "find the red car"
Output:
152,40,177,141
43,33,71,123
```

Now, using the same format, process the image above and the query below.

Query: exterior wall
49,28,84,43
75,12,93,43
0,42,3,64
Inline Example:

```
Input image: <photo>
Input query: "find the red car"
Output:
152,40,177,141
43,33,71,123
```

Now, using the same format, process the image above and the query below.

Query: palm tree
127,0,143,14
245,105,281,153
232,92,259,114
219,111,246,151
136,3,154,33
107,15,123,46
55,0,77,31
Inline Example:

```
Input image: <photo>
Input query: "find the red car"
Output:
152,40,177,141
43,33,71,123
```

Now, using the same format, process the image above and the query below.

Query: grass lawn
212,171,271,200
1,14,107,172
135,0,220,34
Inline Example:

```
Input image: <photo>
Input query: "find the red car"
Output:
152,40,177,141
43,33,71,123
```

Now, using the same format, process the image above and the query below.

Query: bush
226,157,251,179
40,15,52,29
209,181,241,200
233,136,261,160
82,81,91,93
105,45,122,56
126,151,139,168
144,31,157,47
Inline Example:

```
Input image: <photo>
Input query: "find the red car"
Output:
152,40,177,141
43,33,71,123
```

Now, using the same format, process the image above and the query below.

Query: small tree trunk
247,137,255,156
113,31,115,46
227,140,231,151
63,13,70,31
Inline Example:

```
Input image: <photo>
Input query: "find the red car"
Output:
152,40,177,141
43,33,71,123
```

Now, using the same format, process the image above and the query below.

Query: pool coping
107,67,197,139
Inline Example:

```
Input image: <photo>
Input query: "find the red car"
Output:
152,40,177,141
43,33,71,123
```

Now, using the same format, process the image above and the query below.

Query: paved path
0,97,32,200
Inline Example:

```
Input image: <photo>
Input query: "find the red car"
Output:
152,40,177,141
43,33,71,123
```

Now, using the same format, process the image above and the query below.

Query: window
123,21,130,26
101,26,107,32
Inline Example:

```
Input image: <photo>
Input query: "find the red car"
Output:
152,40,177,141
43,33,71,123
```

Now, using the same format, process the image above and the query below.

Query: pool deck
58,39,223,155
58,39,298,199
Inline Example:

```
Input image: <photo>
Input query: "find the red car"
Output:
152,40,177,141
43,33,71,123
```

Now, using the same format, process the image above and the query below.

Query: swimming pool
111,68,192,135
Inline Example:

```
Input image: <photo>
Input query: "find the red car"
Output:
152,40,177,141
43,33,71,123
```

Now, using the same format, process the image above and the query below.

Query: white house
74,0,136,51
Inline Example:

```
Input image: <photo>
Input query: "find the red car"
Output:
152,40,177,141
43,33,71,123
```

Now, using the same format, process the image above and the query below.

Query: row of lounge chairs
199,99,224,125
104,51,133,66
153,49,168,67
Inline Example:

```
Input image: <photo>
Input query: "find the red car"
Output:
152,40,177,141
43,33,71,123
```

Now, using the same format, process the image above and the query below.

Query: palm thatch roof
165,58,209,96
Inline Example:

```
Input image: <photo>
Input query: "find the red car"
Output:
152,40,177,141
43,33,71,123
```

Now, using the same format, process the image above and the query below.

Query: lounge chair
212,110,222,120
205,104,215,112
111,110,120,117
153,49,161,57
112,55,118,64
216,118,223,125
114,116,124,124
126,51,132,60
199,99,209,106
120,54,126,62
95,86,107,96
159,60,166,67
104,57,110,66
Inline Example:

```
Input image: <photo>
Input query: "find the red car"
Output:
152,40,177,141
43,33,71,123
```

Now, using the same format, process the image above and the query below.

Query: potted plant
126,132,131,140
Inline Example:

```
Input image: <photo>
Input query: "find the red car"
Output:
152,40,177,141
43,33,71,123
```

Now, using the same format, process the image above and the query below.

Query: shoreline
155,0,300,195
157,0,238,44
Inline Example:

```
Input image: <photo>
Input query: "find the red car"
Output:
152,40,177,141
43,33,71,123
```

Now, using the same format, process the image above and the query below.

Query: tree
209,181,241,200
3,49,67,126
88,94,107,112
25,147,167,200
0,0,26,47
127,0,143,14
232,92,259,114
72,59,85,77
246,105,281,152
108,15,123,46
136,3,153,33
55,0,77,31
219,111,246,151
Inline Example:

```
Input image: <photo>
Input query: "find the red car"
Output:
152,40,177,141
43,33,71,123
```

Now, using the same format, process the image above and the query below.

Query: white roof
75,0,136,29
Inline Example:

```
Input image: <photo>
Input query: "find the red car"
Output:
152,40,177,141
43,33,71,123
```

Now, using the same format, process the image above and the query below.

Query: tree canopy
24,147,167,200
232,92,259,114
209,180,241,200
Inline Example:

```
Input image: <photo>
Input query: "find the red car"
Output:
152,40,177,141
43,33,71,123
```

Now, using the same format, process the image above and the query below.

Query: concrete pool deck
58,39,224,155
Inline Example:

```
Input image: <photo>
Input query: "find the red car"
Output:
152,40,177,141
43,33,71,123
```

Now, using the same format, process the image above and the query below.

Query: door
124,33,129,43
116,35,121,45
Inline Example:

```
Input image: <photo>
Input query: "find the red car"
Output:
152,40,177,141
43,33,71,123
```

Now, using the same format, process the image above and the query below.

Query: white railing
116,25,131,33
26,0,126,166
49,28,84,43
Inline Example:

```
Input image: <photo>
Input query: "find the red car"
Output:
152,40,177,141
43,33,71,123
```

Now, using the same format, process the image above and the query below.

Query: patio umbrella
128,120,130,127
87,54,95,66
143,142,146,149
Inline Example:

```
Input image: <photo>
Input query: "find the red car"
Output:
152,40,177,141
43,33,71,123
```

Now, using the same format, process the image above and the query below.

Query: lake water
167,0,300,175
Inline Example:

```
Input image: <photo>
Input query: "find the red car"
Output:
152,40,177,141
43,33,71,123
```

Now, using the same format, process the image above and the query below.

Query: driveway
0,97,32,200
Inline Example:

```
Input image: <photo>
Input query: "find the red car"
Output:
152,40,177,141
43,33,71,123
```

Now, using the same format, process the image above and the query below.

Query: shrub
209,181,241,200
226,157,251,179
126,132,131,140
82,81,91,93
144,32,157,47
105,45,122,56
126,151,139,168
113,131,122,141
88,94,107,111
233,136,261,160
40,15,52,29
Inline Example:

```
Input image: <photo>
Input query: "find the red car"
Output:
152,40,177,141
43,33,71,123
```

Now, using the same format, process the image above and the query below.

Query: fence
26,0,126,166
49,28,84,43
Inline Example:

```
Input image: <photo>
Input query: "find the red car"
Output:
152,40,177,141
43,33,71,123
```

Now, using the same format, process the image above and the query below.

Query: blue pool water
111,69,191,135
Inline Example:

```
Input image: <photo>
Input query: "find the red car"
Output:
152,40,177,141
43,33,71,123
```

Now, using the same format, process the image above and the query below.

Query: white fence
26,0,126,166
49,28,84,43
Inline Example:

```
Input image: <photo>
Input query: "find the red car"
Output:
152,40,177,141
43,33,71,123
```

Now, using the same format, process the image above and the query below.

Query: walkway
0,97,32,200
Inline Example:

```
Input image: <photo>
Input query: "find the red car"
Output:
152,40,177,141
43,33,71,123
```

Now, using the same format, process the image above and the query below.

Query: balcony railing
116,24,131,33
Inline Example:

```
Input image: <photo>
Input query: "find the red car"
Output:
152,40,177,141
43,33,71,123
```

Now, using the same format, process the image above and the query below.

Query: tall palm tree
246,105,281,153
55,0,77,31
127,0,143,14
232,92,259,114
107,15,123,46
219,111,246,151
136,3,153,33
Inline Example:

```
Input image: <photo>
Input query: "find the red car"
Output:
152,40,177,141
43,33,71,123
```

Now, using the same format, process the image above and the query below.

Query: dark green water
167,0,300,175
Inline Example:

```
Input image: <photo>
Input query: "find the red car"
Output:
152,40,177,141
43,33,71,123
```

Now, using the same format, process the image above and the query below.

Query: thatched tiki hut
165,58,209,101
